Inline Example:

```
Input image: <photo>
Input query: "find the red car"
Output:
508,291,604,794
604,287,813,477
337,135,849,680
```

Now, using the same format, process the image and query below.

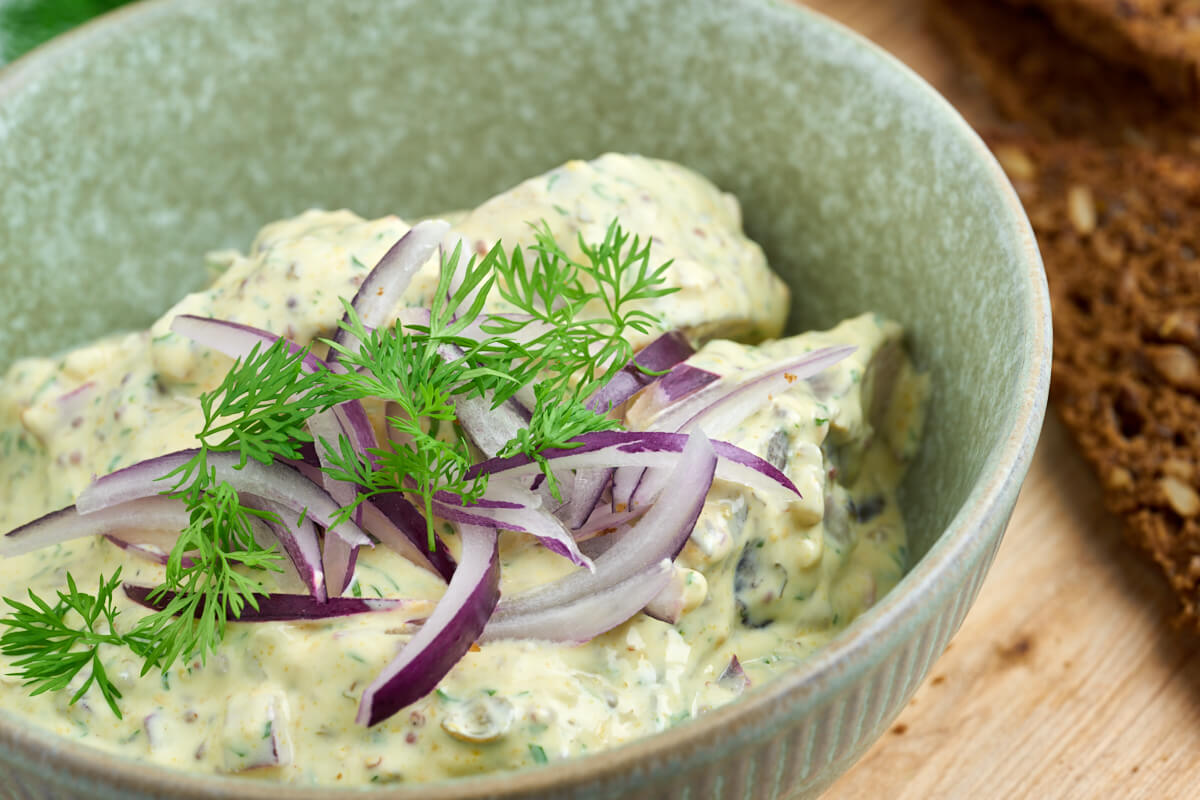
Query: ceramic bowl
0,0,1049,797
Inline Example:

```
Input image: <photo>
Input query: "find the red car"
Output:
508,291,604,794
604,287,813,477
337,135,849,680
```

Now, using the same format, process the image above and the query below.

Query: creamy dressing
0,155,925,784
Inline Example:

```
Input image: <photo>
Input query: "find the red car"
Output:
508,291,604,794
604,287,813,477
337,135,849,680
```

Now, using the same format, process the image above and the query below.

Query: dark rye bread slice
988,133,1200,627
926,0,1200,151
1003,0,1200,106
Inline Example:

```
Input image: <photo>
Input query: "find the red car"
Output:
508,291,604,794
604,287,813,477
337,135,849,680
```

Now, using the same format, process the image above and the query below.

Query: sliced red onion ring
586,331,695,413
556,467,612,530
321,533,358,598
675,345,857,436
634,346,857,436
289,459,456,582
123,584,422,622
300,398,379,531
356,525,500,727
75,450,372,551
656,363,722,403
1,497,198,559
453,390,531,459
485,560,673,645
307,411,360,517
243,496,326,602
106,535,194,568
0,497,324,595
472,430,799,506
431,492,591,571
530,471,571,516
482,431,715,641
572,504,642,540
621,364,720,430
430,341,531,459
328,219,450,364
361,497,454,581
169,315,326,373
718,655,750,692
612,347,853,509
642,564,692,624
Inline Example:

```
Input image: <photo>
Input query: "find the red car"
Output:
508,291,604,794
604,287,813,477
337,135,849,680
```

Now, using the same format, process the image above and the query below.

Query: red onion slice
675,345,857,436
453,390,532,459
242,496,326,602
482,431,716,641
328,220,450,364
105,536,193,568
288,460,454,581
655,363,722,403
642,564,691,624
321,533,358,598
473,430,799,506
306,411,360,517
618,364,720,431
123,584,423,622
718,655,750,692
557,467,612,530
572,504,643,540
633,346,857,436
1,498,198,559
612,347,852,509
356,524,500,726
484,561,673,645
2,496,323,600
586,331,695,413
75,450,372,551
431,493,592,571
170,315,327,374
361,497,454,581
431,341,532,459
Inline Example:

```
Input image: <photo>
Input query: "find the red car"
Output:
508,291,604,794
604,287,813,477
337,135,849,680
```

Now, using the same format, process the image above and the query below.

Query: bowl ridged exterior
0,0,1048,797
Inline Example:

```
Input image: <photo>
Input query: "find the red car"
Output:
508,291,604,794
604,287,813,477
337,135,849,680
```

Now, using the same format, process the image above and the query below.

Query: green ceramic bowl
0,0,1049,797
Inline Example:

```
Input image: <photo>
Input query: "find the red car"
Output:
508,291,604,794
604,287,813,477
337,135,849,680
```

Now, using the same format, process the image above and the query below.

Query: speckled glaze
0,0,1049,798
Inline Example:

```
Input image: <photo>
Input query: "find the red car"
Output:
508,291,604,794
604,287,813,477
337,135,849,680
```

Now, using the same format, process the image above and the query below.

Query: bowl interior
0,0,1044,791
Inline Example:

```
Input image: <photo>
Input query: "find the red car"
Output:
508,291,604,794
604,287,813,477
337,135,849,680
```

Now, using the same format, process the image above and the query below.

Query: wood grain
801,2,1200,797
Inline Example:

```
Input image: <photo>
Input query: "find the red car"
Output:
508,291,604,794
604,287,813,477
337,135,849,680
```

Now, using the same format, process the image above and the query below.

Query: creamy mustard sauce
0,155,925,784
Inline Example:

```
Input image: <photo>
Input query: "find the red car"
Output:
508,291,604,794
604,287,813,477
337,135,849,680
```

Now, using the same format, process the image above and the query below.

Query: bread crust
927,0,1200,150
1004,0,1200,105
988,133,1200,627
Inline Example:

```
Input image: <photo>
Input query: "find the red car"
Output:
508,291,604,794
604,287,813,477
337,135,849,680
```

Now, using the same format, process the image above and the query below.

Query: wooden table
805,3,1200,798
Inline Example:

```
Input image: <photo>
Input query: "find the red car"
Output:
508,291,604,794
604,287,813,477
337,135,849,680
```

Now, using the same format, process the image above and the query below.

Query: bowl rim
0,0,1051,796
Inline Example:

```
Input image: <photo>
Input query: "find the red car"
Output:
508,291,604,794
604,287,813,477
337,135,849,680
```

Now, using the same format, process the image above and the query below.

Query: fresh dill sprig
318,219,676,507
495,384,621,499
318,219,677,506
0,570,134,718
132,340,313,673
130,475,283,673
316,243,514,540
0,217,678,716
193,339,328,468
485,218,677,399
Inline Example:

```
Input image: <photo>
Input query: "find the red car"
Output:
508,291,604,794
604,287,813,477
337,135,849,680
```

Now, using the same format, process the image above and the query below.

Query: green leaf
0,0,136,64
